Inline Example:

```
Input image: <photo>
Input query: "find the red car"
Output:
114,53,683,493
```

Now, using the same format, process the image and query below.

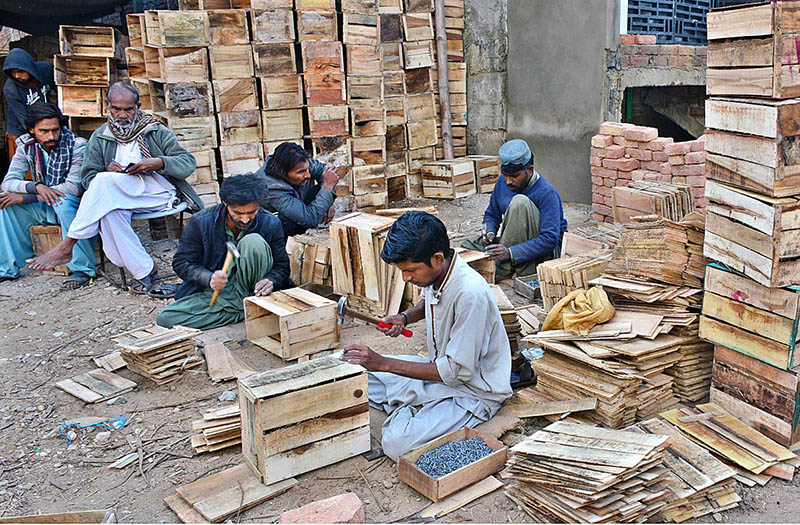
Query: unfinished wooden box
705,97,800,198
125,47,146,79
250,9,296,43
239,355,370,484
218,110,262,145
68,116,106,139
59,26,117,57
295,0,336,8
342,0,377,14
402,13,433,41
704,180,800,287
345,44,382,77
347,76,383,102
259,76,303,109
463,155,500,194
286,234,333,287
219,143,263,176
350,100,386,137
711,345,800,448
207,9,249,45
144,46,209,83
244,288,339,360
700,264,800,371
397,427,507,502
126,14,145,47
186,149,218,186
382,42,404,70
351,135,386,166
214,78,259,113
403,40,434,69
209,45,255,79
421,159,475,200
304,73,347,105
707,2,800,98
54,55,116,86
342,13,380,45
29,225,70,275
146,10,210,47
252,43,296,78
301,41,344,74
150,81,213,118
261,108,304,142
160,115,217,151
308,105,350,137
297,10,338,42
58,86,105,117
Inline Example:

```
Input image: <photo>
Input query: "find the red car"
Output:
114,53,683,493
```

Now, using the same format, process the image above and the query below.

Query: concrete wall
464,0,508,155
507,0,619,204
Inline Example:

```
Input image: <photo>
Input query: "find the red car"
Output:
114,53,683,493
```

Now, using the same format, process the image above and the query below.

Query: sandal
0,275,18,284
131,274,177,299
60,272,93,291
147,282,177,299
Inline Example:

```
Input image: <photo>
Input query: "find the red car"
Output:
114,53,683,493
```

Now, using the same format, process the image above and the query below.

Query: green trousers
462,194,543,280
156,233,273,331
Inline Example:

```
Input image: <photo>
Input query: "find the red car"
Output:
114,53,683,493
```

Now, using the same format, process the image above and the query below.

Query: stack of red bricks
619,34,707,68
590,122,707,223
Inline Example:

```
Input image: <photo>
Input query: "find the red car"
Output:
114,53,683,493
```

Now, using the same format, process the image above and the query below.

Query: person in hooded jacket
3,48,55,163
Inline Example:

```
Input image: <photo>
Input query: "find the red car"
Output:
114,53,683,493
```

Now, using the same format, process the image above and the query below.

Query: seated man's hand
481,230,497,247
321,167,340,191
485,243,511,261
340,345,385,372
107,161,125,172
379,314,406,338
35,184,65,207
0,192,24,209
126,157,165,174
209,270,228,291
323,206,335,224
254,278,274,296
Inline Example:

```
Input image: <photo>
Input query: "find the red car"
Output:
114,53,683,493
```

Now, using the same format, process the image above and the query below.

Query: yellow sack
542,286,616,336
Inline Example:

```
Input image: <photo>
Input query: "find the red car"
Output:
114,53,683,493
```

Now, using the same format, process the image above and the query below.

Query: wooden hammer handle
209,250,235,307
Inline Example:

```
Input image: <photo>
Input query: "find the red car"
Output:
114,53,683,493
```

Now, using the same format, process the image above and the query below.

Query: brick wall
618,34,706,69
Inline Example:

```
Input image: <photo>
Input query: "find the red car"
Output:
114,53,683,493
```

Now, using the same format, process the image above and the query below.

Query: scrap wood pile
111,325,202,384
537,252,613,311
191,404,241,454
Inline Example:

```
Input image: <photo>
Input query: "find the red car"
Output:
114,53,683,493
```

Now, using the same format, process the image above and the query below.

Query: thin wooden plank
54,378,103,403
511,397,598,418
418,476,503,519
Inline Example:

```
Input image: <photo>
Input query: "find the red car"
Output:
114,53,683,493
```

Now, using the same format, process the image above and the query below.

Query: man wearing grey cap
463,138,567,279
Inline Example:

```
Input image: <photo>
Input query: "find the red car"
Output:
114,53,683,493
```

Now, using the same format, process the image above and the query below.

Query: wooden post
433,0,454,160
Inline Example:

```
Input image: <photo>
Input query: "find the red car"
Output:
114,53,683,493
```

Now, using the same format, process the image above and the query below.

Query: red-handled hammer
336,296,413,337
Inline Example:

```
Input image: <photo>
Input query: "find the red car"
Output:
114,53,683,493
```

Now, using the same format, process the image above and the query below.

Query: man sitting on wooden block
341,211,512,460
256,142,340,237
462,139,568,280
0,103,96,289
156,173,291,330
27,82,203,297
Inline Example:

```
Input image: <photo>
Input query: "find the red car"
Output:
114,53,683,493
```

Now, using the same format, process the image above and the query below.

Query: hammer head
336,296,348,326
226,241,241,259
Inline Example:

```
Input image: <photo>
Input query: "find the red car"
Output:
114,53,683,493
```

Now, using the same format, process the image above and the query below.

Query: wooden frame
464,155,500,194
58,85,105,117
59,25,116,57
54,55,116,86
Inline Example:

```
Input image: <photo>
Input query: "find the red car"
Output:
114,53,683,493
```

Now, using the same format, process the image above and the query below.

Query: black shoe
510,359,536,389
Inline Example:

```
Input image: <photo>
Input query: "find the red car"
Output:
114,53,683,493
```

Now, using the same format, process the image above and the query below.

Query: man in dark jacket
156,173,291,330
255,141,339,237
3,48,55,162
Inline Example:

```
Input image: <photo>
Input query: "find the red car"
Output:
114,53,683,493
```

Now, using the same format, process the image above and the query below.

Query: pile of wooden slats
191,404,241,454
55,368,137,404
490,285,520,360
504,421,671,523
668,338,714,403
285,232,333,288
561,223,622,257
536,252,612,311
612,181,694,223
111,325,202,384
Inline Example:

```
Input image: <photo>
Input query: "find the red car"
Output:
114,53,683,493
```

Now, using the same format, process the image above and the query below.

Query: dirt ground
1,194,798,523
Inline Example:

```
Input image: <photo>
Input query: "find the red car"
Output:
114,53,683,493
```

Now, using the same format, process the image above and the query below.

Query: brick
620,34,637,45
667,55,684,67
604,145,625,159
603,157,638,171
590,155,602,167
617,171,631,180
646,137,673,151
635,34,657,45
603,177,616,187
690,135,705,152
604,195,615,206
590,147,606,158
638,44,659,55
279,493,365,524
659,162,671,175
669,155,684,166
612,136,627,146
626,148,652,161
591,213,606,222
596,185,611,197
591,134,613,148
621,55,633,67
593,193,604,204
672,176,687,184
629,55,649,67
691,186,705,199
599,122,627,136
674,163,705,176
677,44,694,56
591,166,617,178
665,142,691,155
660,45,680,56
686,175,706,187
592,203,612,215
694,197,708,208
639,161,661,171
631,170,645,181
685,151,705,164
651,55,669,67
623,126,658,142
591,175,603,186
652,151,668,162
620,44,638,56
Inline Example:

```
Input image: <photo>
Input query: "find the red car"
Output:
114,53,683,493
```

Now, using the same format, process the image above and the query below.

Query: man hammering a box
340,211,512,460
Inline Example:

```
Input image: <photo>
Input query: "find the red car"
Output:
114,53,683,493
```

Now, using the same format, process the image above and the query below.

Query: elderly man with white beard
27,82,203,297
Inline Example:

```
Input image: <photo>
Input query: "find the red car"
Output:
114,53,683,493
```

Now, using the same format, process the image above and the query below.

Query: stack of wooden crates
700,2,800,449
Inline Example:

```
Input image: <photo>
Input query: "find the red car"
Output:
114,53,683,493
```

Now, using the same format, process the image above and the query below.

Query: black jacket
172,203,291,300
2,48,55,137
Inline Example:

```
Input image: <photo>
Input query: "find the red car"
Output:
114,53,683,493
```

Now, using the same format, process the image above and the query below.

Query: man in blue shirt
462,139,568,281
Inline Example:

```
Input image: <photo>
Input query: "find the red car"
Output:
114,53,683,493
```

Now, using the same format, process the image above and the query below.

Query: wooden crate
146,10,210,47
353,165,387,196
214,78,259,113
308,105,350,137
259,76,303,109
342,0,377,14
405,0,434,12
297,10,338,42
144,46,209,83
295,0,335,8
402,13,433,41
350,99,386,137
59,25,116,57
125,47,146,79
345,44,382,77
301,41,344,75
386,149,407,178
134,79,152,112
711,345,800,448
343,13,380,45
68,116,106,140
383,71,405,97
250,0,292,7
700,264,800,371
403,40,434,69
379,0,403,13
239,355,369,484
261,108,304,142
397,427,507,502
351,135,386,166
405,67,432,95
380,13,402,43
382,42,404,70
704,180,800,287
150,80,213,118
705,97,800,198
386,123,407,153
186,149,218,185
312,135,352,166
54,55,116,86
218,110,262,145
405,92,435,121
421,159,475,200
385,96,406,125
207,9,249,45
285,234,333,286
253,43,297,77
29,225,70,275
250,9,296,43
157,115,217,151
464,155,500,194
304,73,347,105
347,76,383,103
58,86,105,117
244,288,339,359
220,143,264,176
179,0,234,9
707,2,800,98
407,120,437,149
387,173,409,201
126,14,145,47
209,45,255,79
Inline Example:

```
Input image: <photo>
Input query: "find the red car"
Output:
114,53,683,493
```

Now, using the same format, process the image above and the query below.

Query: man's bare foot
27,238,76,270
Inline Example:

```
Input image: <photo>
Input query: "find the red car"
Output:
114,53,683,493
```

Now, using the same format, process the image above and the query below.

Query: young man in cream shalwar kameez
341,211,512,460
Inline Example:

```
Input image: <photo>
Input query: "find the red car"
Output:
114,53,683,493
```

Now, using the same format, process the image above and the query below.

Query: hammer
337,296,413,337
209,241,241,307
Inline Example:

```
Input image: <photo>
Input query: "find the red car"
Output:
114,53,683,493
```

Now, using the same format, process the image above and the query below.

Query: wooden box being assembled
707,2,800,98
421,159,476,200
59,26,117,57
711,345,800,448
705,97,800,198
463,155,500,194
245,287,339,360
700,264,800,371
704,180,800,287
239,356,370,484
398,427,507,502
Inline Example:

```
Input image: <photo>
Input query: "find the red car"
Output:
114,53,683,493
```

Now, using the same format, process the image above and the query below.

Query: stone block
279,493,365,524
